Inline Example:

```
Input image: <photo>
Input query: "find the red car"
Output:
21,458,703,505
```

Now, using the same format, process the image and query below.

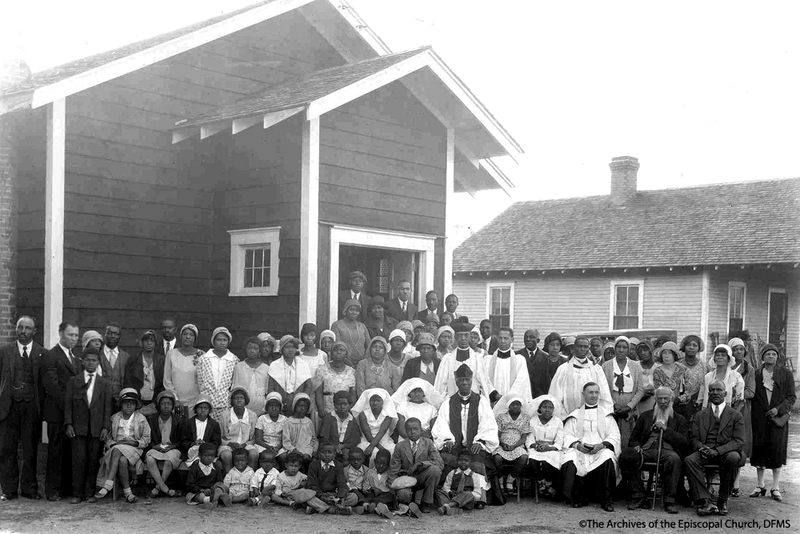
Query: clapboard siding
319,84,447,236
454,272,705,342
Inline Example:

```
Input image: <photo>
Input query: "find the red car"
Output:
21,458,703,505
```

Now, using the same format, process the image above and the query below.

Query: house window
610,280,643,329
228,227,280,297
728,282,746,334
486,284,514,332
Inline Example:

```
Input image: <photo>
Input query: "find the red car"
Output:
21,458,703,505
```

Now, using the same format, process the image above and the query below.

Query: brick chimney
0,58,31,343
609,156,640,205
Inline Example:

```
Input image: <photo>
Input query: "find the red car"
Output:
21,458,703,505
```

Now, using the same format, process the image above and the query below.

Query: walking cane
651,428,664,510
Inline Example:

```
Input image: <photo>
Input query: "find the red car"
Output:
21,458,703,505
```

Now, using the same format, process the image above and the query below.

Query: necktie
456,471,467,493
714,405,720,420
402,301,406,314
614,372,625,393
70,350,78,373
86,373,94,403
411,441,418,462
323,463,329,472
22,346,28,359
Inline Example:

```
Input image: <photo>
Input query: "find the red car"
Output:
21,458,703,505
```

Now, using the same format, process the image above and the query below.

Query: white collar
455,468,472,476
712,402,726,413
59,343,73,355
104,345,118,356
230,408,251,424
612,358,630,374
198,462,214,476
17,341,33,353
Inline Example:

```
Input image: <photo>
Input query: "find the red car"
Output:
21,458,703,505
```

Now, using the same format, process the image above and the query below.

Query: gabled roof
173,48,427,131
453,178,800,272
0,0,315,113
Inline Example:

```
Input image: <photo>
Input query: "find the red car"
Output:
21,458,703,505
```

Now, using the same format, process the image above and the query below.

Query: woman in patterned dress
314,341,357,416
196,327,239,421
355,336,401,397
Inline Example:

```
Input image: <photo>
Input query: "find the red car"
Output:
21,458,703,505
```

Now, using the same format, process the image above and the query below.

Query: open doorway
338,245,419,301
768,288,788,363
328,225,436,324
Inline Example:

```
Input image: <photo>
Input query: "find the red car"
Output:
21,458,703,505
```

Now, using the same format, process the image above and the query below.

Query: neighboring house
453,156,800,366
0,0,522,352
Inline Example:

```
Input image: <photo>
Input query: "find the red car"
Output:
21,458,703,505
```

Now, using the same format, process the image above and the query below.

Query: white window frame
727,282,747,332
609,279,644,330
485,283,515,330
228,227,281,297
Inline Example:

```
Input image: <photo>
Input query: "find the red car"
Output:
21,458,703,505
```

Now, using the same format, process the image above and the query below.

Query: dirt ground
2,419,799,534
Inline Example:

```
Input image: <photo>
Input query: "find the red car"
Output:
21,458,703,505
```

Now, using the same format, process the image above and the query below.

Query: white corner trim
444,127,455,297
700,268,710,355
327,225,436,325
228,227,281,297
300,117,320,328
44,99,66,348
31,0,315,109
608,279,645,330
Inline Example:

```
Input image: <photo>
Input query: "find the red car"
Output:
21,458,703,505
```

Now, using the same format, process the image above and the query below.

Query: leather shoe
696,502,718,516
419,504,432,513
664,503,678,514
407,503,422,518
70,497,83,504
716,501,728,516
86,496,97,504
474,502,486,509
628,498,646,510
601,502,615,512
0,493,17,501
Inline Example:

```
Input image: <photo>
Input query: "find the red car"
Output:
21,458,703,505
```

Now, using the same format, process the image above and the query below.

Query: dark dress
750,366,796,468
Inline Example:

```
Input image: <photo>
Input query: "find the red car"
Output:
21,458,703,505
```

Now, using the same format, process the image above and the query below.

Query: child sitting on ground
436,449,489,515
318,391,361,465
344,447,369,513
185,442,225,509
271,451,315,509
255,392,287,467
363,448,397,518
305,442,358,515
223,448,255,505
282,393,317,471
249,449,280,507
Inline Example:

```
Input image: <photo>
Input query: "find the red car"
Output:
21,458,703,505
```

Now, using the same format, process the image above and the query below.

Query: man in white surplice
549,335,612,414
434,322,498,403
561,382,620,512
485,327,532,404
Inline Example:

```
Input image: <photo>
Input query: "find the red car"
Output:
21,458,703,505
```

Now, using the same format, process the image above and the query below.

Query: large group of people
0,275,795,520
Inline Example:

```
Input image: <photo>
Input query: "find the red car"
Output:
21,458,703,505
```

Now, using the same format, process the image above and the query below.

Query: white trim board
44,99,66,348
327,225,436,325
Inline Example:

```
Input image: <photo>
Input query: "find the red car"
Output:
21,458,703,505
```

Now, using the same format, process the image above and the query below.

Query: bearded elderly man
560,382,621,512
619,386,688,514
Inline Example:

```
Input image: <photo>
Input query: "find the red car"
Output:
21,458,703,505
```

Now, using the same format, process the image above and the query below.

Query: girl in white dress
526,394,565,497
391,378,444,440
352,388,397,463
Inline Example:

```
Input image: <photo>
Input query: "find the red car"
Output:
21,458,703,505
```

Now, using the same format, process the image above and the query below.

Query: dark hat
229,386,251,406
760,343,780,359
454,363,473,380
452,321,475,334
349,270,367,282
415,332,436,349
368,296,386,310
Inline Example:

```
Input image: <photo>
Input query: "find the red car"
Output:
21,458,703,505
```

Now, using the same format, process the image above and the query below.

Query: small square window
228,228,280,297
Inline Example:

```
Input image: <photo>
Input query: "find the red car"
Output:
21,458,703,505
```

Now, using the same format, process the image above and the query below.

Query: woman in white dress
352,387,397,462
391,378,444,440
162,324,204,416
526,394,565,497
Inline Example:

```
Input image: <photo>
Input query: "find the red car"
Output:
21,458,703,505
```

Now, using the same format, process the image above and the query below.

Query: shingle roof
174,48,429,128
453,178,800,272
2,1,281,97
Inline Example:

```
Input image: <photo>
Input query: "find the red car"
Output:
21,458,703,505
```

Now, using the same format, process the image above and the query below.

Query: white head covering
712,343,735,367
319,330,336,343
613,335,630,348
436,325,454,341
526,394,566,420
492,393,526,417
388,329,407,343
728,337,745,350
351,388,398,419
391,378,445,410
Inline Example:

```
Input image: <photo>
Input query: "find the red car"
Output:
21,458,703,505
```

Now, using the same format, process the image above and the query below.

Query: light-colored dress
386,351,411,373
355,359,401,397
255,413,287,454
163,348,203,408
282,416,317,456
231,361,270,414
300,350,327,384
331,320,370,366
96,411,151,485
352,388,397,460
697,367,745,408
196,350,238,421
494,412,530,460
526,416,564,469
396,402,438,434
218,407,258,455
314,363,356,415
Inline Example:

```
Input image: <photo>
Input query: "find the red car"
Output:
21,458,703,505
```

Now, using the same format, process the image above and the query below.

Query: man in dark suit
415,291,441,324
685,380,745,517
388,418,444,515
42,321,81,500
64,348,112,503
479,319,498,354
101,322,130,401
157,317,178,357
337,271,371,321
0,316,46,500
516,329,546,394
620,386,688,514
385,279,418,322
402,333,440,384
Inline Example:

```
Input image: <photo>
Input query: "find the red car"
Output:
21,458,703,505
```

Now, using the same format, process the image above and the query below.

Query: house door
768,289,788,359
338,245,419,301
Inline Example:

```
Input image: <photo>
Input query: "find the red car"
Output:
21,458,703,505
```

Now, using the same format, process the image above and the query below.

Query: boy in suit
305,442,357,514
64,348,112,503
318,391,361,465
388,417,444,516
436,449,487,515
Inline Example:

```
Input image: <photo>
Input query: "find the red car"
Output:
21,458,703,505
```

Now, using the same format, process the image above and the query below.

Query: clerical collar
584,404,598,410
459,394,471,404
496,349,511,359
456,348,471,362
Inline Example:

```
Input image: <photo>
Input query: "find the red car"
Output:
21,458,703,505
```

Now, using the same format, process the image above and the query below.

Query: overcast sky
3,0,799,240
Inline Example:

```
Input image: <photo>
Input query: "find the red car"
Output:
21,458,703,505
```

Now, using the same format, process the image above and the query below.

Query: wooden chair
640,461,662,509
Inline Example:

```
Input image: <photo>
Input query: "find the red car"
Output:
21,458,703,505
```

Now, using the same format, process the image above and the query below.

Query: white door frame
329,225,436,324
